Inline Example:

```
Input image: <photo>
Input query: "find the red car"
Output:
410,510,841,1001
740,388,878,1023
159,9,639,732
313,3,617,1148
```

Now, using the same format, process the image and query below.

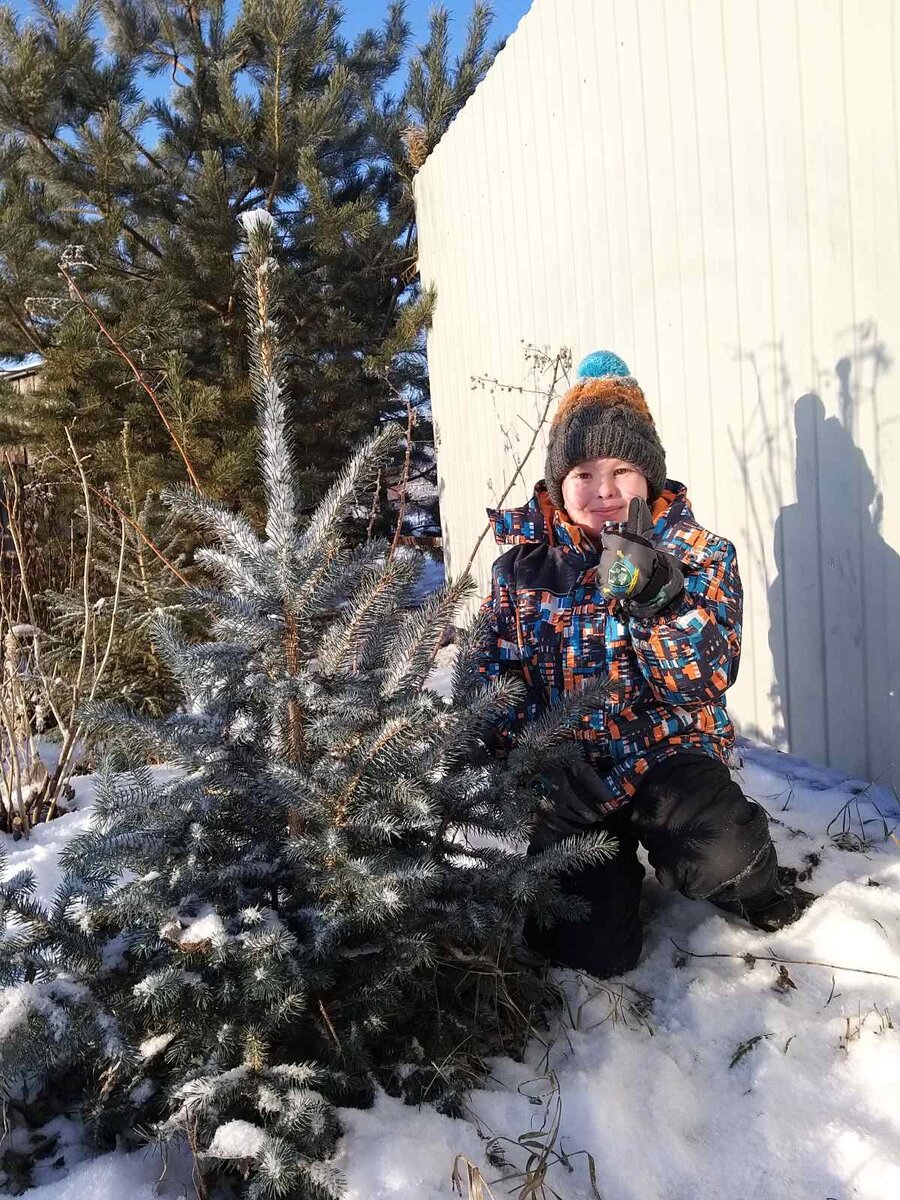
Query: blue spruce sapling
0,212,614,1199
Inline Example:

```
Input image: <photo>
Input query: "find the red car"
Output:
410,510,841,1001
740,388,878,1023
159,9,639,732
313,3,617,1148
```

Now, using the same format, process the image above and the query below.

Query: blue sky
9,0,533,62
341,0,531,54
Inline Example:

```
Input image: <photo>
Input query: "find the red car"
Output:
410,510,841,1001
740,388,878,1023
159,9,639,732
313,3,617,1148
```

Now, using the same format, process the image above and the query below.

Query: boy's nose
596,477,619,498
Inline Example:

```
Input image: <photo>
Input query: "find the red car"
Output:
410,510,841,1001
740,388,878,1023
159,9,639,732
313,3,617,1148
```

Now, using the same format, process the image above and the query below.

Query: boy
478,351,811,978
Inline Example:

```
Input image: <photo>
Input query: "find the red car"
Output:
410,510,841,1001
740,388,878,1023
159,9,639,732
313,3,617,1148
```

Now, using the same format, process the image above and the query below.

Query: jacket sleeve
475,553,545,755
626,536,742,706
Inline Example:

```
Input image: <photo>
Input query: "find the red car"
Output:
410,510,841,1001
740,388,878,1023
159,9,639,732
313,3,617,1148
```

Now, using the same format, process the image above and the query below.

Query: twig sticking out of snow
670,939,900,982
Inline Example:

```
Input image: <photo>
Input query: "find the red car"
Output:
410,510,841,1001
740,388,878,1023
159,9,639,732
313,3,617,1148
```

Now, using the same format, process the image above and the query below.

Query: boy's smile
560,456,649,537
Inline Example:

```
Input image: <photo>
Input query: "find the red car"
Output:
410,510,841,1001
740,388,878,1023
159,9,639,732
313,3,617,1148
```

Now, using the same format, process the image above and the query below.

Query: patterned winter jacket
477,482,743,810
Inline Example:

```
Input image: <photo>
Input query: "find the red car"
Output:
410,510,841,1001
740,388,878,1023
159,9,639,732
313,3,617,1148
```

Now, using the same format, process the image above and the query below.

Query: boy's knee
634,755,776,901
522,838,645,977
524,913,642,979
685,798,775,900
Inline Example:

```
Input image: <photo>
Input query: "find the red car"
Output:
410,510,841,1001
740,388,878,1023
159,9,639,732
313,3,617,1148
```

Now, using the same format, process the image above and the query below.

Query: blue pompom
576,350,631,380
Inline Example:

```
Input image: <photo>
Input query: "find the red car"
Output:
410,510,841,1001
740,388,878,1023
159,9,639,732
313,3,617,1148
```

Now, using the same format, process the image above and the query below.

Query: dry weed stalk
670,938,900,983
462,346,571,579
388,387,416,562
838,1001,894,1053
0,434,126,835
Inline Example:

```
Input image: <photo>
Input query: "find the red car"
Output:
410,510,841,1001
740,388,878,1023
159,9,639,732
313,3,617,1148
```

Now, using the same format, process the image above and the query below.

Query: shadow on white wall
767,365,900,784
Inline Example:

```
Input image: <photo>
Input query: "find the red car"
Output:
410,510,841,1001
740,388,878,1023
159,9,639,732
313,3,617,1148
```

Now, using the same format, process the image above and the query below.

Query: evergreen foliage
0,213,613,1199
0,0,499,714
0,0,498,516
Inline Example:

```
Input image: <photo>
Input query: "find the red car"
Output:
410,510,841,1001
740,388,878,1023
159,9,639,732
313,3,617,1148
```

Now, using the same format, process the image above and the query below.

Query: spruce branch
297,424,404,557
331,717,417,829
165,486,267,580
317,554,419,676
381,574,476,697
239,210,299,559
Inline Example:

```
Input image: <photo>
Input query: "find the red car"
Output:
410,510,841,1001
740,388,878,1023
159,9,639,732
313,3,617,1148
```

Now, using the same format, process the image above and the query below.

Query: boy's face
560,456,649,536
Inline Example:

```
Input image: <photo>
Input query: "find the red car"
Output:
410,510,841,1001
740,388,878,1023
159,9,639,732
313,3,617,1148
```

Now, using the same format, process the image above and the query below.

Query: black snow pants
524,752,781,979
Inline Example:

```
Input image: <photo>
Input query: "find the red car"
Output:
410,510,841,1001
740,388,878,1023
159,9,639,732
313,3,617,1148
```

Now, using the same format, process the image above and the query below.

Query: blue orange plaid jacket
477,482,743,810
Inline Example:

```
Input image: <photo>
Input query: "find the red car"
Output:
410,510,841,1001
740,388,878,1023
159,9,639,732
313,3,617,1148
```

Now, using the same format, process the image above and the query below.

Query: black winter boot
742,869,817,932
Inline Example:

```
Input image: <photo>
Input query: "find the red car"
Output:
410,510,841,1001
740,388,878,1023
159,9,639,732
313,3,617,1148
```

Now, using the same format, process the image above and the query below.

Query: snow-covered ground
3,745,899,1200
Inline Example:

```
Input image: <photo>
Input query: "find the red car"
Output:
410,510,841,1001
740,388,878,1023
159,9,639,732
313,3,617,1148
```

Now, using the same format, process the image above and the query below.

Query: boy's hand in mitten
532,759,610,844
598,497,684,618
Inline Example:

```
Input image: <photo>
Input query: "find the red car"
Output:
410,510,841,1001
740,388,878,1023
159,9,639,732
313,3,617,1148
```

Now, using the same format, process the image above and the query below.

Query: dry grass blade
452,1155,498,1200
552,971,655,1045
467,1071,603,1200
826,779,900,852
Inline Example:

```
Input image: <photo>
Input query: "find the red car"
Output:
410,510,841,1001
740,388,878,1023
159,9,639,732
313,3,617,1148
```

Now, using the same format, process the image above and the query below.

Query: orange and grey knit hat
544,351,667,509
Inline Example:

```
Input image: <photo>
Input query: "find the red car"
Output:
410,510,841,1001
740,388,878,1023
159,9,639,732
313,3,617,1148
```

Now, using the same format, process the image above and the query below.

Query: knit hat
544,351,667,509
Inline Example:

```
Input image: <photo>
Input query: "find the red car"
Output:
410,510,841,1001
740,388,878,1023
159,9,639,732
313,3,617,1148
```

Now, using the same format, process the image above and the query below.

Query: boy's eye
614,467,631,476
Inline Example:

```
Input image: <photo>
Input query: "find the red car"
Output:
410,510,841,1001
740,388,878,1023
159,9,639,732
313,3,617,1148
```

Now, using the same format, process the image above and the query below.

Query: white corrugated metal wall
414,0,900,784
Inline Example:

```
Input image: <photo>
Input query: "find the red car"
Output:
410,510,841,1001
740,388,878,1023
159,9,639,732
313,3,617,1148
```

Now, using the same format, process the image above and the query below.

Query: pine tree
0,212,612,1198
0,0,498,517
0,0,499,715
